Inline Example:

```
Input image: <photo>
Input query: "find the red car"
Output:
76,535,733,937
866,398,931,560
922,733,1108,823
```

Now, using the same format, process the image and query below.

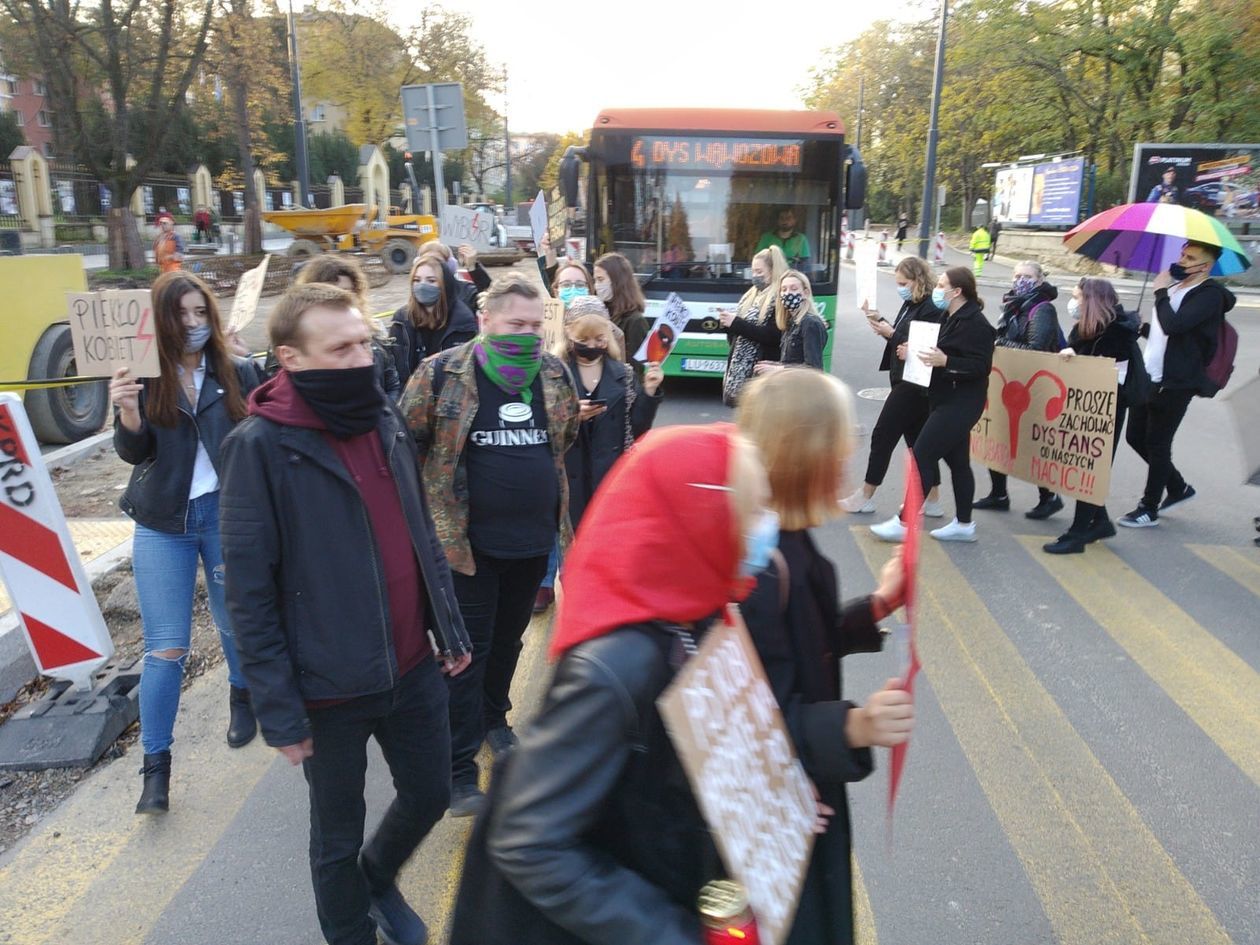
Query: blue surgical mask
896,285,913,302
931,287,949,310
558,285,588,308
413,282,441,306
184,324,211,354
740,509,780,577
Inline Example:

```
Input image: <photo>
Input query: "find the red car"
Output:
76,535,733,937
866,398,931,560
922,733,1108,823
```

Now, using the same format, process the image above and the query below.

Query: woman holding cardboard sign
110,271,263,815
737,369,913,945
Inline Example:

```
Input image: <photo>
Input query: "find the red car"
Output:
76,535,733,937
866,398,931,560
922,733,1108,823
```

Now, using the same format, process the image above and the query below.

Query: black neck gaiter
288,366,382,439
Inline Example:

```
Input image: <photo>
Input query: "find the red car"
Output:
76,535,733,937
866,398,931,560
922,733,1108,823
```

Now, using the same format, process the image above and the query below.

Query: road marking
0,671,276,945
853,856,878,944
1020,537,1260,788
1187,543,1260,598
854,529,1231,945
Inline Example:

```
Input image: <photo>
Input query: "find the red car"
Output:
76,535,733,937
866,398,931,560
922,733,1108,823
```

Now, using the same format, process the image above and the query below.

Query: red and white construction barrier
0,394,113,690
877,231,889,264
934,232,946,264
845,230,855,261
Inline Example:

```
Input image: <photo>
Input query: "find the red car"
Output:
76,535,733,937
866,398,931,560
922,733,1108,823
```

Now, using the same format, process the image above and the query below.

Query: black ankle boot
136,751,171,814
227,686,257,749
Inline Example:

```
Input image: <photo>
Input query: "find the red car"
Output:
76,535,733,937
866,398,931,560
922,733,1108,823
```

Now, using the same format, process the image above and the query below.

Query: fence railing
0,162,22,230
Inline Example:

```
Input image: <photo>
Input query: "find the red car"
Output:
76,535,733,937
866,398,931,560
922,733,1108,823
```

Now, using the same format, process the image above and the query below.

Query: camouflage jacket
400,339,580,576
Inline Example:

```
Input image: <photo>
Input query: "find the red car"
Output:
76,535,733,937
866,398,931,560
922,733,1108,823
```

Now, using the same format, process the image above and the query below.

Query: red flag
887,450,923,824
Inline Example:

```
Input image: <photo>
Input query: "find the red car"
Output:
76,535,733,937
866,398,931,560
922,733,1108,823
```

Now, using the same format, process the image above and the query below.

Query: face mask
595,282,613,302
1011,276,1037,296
413,282,441,306
781,291,804,313
558,285,588,308
474,333,544,403
896,284,913,302
751,274,768,291
740,509,780,577
288,365,382,439
1169,262,1205,282
931,287,950,310
1067,298,1081,321
184,324,211,354
572,341,605,361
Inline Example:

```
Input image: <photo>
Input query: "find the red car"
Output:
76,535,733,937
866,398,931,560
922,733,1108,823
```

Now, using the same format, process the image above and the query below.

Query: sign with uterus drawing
970,348,1119,504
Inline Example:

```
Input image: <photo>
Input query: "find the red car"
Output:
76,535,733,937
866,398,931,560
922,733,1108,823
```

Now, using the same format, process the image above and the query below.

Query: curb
41,429,113,470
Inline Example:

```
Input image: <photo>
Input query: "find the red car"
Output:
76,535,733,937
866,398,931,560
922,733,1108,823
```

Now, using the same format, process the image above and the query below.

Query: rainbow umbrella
1063,202,1252,276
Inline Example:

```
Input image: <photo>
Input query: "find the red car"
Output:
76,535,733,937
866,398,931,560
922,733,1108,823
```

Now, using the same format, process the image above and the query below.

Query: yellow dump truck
262,204,440,273
0,255,107,444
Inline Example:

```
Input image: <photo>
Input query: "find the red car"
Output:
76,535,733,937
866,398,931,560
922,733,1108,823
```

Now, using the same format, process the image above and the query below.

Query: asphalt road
1,252,1257,945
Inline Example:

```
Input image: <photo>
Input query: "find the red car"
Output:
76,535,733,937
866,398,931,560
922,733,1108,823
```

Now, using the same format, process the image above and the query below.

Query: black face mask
288,366,382,439
1169,262,1206,282
572,342,606,361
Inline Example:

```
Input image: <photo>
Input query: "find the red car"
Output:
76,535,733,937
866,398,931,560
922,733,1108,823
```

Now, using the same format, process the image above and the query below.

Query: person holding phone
842,257,944,517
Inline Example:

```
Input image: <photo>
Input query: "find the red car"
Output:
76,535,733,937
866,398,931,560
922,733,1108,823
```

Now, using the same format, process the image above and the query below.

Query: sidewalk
80,235,295,271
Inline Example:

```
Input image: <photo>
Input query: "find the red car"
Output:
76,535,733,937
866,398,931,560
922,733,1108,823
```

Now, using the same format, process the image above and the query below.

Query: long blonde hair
774,268,819,332
553,311,624,361
737,244,789,319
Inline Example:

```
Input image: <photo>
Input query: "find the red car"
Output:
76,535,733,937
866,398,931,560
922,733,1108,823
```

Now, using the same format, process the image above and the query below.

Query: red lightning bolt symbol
135,306,155,362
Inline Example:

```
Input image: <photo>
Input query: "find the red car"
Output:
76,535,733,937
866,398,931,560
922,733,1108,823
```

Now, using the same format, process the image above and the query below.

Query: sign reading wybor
0,394,113,689
68,289,160,378
658,611,815,945
971,347,1118,504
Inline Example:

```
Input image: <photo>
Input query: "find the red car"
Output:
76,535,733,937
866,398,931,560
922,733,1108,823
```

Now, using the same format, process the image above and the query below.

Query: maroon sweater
250,372,431,686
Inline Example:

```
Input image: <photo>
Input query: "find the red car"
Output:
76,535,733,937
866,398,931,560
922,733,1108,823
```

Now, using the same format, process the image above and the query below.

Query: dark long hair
943,266,984,311
146,271,246,428
594,252,646,322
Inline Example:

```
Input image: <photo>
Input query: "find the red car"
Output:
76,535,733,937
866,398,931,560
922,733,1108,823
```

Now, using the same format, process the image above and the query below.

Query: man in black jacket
219,283,472,945
1121,240,1236,528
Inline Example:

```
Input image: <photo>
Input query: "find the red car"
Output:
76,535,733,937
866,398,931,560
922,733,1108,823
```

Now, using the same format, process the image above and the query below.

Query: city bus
559,108,865,378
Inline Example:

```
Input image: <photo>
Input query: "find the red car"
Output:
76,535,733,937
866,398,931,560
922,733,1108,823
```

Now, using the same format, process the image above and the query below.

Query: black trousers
449,550,549,786
915,386,986,524
987,470,1055,505
1069,395,1128,534
865,381,931,487
303,659,451,945
1125,387,1194,509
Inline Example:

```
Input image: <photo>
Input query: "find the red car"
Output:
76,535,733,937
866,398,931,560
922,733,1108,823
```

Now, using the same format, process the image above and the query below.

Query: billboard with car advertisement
1129,143,1260,219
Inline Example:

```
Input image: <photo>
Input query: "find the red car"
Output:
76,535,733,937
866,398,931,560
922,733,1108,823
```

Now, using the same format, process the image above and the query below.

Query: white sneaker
870,515,907,543
922,499,946,518
930,518,977,542
841,489,877,514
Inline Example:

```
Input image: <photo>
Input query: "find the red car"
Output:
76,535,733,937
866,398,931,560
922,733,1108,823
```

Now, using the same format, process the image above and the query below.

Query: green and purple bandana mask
473,333,543,403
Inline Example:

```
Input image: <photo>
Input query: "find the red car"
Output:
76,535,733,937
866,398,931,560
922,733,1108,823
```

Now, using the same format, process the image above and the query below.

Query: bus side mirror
559,147,587,209
844,144,867,210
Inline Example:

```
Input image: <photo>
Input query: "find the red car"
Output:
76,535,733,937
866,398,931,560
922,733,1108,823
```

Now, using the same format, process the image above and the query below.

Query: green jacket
401,339,581,576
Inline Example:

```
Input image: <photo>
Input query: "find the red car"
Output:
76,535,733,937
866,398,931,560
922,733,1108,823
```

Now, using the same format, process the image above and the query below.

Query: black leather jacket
217,403,470,748
114,355,261,534
996,282,1061,351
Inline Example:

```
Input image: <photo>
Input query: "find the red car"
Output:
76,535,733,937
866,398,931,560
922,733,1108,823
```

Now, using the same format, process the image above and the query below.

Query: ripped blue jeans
132,490,246,755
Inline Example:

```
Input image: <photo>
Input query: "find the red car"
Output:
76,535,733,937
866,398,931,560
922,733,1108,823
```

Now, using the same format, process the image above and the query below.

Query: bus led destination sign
631,137,803,173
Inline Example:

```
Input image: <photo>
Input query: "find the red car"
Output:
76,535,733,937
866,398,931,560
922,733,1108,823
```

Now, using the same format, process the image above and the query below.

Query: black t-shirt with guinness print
465,368,558,558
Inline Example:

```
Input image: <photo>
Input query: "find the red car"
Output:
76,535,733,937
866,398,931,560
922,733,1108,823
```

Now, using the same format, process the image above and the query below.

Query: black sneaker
1160,484,1196,511
1043,533,1087,555
973,494,1010,511
366,882,428,945
449,782,486,818
1083,516,1117,542
485,725,519,756
1119,505,1159,528
1025,495,1064,520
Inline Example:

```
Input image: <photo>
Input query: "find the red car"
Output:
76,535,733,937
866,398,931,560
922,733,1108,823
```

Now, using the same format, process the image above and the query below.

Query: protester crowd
105,227,1240,945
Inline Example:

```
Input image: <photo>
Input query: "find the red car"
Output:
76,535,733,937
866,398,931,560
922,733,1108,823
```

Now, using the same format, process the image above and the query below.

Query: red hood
549,423,747,660
248,370,326,430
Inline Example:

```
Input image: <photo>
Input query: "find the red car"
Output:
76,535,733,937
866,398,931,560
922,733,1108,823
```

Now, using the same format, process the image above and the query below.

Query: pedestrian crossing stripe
1019,537,1260,789
853,529,1232,945
1187,543,1260,599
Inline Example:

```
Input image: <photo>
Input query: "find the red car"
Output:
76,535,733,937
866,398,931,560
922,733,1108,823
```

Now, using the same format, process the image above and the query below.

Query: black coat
217,403,470,749
451,622,717,945
928,300,995,400
880,296,941,384
565,356,660,529
996,282,1062,351
1149,279,1235,392
114,355,261,534
388,266,479,382
726,294,783,363
740,531,883,945
781,312,828,368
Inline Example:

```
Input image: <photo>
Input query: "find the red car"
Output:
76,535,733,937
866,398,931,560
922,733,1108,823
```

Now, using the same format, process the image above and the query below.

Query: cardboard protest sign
971,347,1117,504
634,292,689,365
658,611,816,945
901,321,939,388
547,187,567,248
228,255,271,333
854,244,878,311
529,189,549,255
440,204,496,253
68,290,160,378
541,298,566,353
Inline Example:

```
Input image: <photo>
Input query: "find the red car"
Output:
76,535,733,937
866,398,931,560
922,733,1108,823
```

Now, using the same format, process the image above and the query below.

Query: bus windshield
589,133,841,290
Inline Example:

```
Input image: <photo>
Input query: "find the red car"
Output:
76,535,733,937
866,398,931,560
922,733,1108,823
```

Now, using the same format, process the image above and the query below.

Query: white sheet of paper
529,189,548,254
228,255,271,333
855,247,878,311
902,321,940,388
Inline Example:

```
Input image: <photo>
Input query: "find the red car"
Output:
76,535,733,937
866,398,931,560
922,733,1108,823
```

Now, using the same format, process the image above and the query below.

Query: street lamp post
287,0,311,207
917,0,948,259
502,67,512,210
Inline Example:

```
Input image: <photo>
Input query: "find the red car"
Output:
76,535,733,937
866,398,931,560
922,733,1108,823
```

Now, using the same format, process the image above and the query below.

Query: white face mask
1067,298,1081,321
595,282,613,302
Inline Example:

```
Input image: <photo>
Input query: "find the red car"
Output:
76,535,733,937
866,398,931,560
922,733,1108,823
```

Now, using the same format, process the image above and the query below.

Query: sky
384,0,923,134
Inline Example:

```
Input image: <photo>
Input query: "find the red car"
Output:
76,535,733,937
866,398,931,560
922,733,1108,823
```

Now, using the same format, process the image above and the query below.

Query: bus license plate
680,358,726,373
